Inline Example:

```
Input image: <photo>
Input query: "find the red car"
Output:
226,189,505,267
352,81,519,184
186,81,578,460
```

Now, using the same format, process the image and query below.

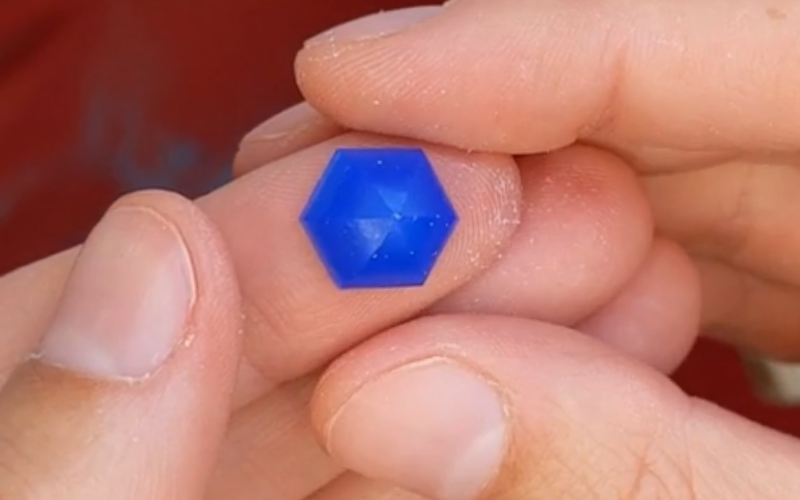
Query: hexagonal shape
300,148,458,289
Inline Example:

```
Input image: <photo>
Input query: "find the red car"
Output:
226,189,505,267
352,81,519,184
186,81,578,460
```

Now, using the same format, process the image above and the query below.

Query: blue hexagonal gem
300,147,458,289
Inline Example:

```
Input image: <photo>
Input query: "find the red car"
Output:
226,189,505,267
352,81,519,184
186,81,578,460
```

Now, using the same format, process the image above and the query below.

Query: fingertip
577,238,701,372
0,190,243,497
311,315,682,500
433,145,653,325
295,2,613,153
317,356,508,500
109,189,242,379
316,314,800,500
298,0,800,157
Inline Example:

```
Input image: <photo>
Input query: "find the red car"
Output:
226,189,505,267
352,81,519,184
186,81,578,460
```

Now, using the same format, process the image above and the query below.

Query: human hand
0,123,690,497
246,0,800,360
219,3,800,497
229,130,796,500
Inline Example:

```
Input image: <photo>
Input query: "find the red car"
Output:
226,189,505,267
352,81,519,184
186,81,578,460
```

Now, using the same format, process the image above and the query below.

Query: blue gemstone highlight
300,147,458,289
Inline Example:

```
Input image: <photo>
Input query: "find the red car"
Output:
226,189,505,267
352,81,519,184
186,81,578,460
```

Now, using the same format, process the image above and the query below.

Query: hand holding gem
232,0,800,498
243,1,800,361
0,0,795,498
0,115,673,499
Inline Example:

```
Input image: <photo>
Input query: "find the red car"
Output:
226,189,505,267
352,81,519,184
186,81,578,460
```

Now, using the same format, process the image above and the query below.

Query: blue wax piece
300,147,459,289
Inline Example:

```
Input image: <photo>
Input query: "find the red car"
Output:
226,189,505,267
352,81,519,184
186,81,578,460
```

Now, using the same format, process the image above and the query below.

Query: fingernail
325,358,507,500
38,207,195,380
242,102,320,143
305,6,442,47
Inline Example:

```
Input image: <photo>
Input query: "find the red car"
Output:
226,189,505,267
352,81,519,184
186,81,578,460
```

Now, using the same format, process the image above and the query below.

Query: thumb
297,1,800,156
0,191,241,498
311,315,800,500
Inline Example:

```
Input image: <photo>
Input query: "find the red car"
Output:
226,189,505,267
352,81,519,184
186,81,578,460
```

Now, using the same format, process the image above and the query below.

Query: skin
0,0,796,498
0,135,685,499
249,0,800,359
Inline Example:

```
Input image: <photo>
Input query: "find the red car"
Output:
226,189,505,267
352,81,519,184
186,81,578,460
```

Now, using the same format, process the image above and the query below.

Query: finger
696,257,800,358
296,1,800,156
576,238,701,373
428,146,699,370
0,248,76,383
234,101,345,177
312,315,800,500
632,139,800,369
200,133,522,391
0,191,241,499
644,160,800,295
644,161,800,359
208,375,344,500
430,145,653,325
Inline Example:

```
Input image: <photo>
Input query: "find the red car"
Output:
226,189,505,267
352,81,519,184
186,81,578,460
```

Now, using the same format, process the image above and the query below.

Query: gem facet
300,148,458,289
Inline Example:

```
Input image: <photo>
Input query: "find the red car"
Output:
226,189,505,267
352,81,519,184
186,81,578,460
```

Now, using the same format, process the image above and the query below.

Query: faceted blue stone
300,147,459,289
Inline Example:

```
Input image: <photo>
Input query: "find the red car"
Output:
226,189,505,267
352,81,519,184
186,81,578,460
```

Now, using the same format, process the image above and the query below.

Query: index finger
296,1,800,158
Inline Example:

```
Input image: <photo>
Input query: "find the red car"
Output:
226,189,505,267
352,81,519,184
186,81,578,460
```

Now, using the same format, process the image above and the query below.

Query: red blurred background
1,0,797,434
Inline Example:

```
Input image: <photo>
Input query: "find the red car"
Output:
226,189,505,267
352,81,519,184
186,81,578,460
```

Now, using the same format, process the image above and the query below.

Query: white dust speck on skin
435,342,469,358
307,42,345,61
490,210,522,228
182,334,195,348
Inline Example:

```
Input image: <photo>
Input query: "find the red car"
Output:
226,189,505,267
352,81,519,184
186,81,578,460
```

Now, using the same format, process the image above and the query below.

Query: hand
0,128,692,497
224,2,800,497
243,0,800,359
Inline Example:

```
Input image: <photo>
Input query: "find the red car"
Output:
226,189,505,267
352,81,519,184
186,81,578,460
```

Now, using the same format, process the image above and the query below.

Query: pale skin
0,1,798,499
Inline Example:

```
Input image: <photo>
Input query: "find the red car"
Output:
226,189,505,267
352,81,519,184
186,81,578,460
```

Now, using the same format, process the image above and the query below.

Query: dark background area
1,0,797,434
